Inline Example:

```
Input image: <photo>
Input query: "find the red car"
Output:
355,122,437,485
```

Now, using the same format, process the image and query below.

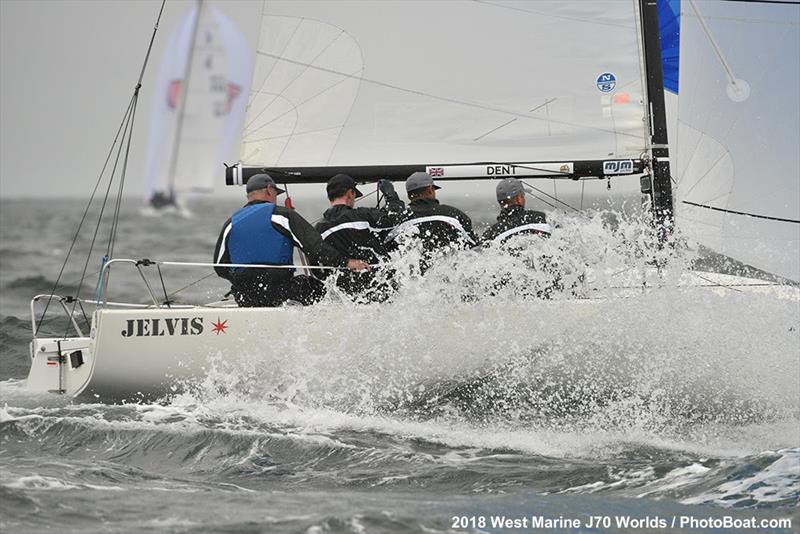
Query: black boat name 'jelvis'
120,318,204,337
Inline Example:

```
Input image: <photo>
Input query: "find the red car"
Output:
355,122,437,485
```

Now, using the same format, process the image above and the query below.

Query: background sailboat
142,0,252,217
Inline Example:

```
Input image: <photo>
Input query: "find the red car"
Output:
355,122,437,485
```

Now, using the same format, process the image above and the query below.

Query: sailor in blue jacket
214,174,369,307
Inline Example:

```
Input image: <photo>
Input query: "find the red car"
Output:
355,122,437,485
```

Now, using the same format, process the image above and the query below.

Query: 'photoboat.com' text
451,514,793,531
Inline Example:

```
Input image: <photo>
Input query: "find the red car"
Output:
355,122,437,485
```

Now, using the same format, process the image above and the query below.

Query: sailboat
26,0,799,399
141,0,251,217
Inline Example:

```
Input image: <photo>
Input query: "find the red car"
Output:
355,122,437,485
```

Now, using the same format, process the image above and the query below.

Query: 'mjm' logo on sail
603,160,634,175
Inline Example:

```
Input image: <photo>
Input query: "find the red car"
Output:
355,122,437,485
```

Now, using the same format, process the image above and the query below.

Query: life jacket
228,202,293,269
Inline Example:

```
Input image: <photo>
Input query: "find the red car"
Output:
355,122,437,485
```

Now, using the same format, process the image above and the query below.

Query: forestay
673,0,800,282
238,0,652,207
143,2,251,202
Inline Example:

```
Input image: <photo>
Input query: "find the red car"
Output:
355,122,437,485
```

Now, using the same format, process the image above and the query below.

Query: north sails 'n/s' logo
121,318,203,337
596,72,616,92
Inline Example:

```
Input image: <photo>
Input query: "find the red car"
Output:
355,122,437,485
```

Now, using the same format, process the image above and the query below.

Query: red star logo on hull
211,317,228,335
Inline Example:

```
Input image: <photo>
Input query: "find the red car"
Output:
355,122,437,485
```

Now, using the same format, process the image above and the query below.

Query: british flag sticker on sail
428,167,445,177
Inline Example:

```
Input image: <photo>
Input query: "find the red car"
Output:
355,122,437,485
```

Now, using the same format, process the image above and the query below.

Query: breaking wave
1,399,797,509
164,211,799,433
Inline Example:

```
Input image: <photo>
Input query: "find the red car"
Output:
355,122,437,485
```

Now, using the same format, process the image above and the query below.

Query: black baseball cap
326,174,363,200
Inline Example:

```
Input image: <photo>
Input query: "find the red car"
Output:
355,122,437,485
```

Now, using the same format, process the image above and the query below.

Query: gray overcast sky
0,0,262,198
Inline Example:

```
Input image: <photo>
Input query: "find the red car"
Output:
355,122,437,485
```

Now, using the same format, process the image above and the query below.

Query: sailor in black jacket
214,174,369,307
482,178,551,243
482,178,560,298
315,174,405,300
387,172,477,273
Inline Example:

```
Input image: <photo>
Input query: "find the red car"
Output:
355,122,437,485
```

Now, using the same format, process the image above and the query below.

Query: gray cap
496,177,525,202
405,171,441,193
246,173,285,194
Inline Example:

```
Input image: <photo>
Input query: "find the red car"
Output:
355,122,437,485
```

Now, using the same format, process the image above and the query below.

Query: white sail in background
143,2,252,208
240,1,652,208
674,0,800,281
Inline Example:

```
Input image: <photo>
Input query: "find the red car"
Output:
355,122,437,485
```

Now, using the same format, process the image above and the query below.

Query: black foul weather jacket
315,195,405,264
481,205,551,244
390,198,478,250
387,198,477,274
314,194,405,298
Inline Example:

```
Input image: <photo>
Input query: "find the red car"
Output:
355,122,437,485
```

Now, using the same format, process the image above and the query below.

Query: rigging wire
94,0,167,307
35,0,167,338
166,272,216,299
60,98,136,339
156,264,172,307
519,180,585,215
35,98,135,336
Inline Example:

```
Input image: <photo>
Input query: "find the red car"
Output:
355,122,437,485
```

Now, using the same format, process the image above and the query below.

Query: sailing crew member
483,177,560,298
213,173,369,307
388,171,477,273
315,174,405,300
482,178,551,243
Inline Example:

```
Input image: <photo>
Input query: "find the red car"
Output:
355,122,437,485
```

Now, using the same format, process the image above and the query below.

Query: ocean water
1,198,798,533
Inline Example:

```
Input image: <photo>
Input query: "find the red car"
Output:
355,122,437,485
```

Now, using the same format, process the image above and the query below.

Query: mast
638,0,674,224
165,0,204,200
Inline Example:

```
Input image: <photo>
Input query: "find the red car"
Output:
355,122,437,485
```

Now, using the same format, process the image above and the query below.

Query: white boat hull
26,271,798,401
29,307,314,400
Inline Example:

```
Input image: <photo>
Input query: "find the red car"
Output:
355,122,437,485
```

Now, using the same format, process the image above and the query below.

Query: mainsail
672,0,800,281
234,0,660,210
143,1,252,209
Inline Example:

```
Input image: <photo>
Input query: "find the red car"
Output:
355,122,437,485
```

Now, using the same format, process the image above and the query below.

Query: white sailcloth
674,0,800,281
240,1,652,208
143,2,252,203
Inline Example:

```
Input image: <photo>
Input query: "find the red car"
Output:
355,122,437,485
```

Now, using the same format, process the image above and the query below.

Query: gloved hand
378,179,396,197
